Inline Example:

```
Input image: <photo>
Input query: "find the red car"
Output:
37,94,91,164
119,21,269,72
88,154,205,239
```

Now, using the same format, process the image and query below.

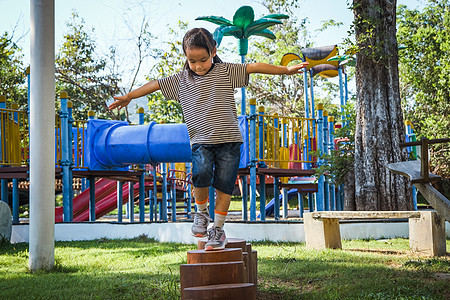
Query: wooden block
251,250,258,286
183,283,256,300
304,212,342,249
242,252,249,283
409,211,446,256
245,243,252,254
187,248,243,264
197,238,247,251
180,261,245,299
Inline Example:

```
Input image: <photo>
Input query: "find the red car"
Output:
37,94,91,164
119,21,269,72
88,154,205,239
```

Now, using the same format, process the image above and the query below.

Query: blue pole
274,177,280,220
299,192,304,218
12,179,19,223
240,55,246,115
308,192,314,212
152,166,158,221
89,176,95,221
249,99,257,221
138,108,146,222
338,66,345,123
0,96,8,204
186,163,192,219
316,104,325,211
170,162,177,222
310,70,316,119
282,188,288,219
161,163,168,221
117,181,123,223
128,181,134,223
60,91,72,222
323,111,329,211
67,101,74,220
209,186,215,221
303,67,310,118
241,176,248,221
11,104,19,222
329,116,336,211
258,106,266,220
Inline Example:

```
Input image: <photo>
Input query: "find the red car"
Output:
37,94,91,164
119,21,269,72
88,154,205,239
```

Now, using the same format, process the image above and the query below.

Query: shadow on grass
256,253,450,300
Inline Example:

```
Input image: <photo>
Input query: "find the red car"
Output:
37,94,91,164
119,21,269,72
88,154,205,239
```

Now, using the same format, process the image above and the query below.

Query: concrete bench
304,211,446,256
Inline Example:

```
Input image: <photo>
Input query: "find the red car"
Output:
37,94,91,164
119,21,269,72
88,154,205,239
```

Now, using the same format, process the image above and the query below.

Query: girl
109,28,308,250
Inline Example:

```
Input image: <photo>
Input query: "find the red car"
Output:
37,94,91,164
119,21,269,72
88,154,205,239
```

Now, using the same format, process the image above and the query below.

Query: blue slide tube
87,119,192,170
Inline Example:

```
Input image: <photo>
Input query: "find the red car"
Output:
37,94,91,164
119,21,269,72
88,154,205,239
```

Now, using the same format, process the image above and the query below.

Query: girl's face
185,47,216,76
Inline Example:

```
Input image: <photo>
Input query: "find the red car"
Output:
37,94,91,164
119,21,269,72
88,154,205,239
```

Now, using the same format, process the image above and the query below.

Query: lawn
0,237,449,299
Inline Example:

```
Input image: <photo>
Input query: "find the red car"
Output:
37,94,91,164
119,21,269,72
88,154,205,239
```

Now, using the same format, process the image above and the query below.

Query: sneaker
189,211,210,237
205,227,227,251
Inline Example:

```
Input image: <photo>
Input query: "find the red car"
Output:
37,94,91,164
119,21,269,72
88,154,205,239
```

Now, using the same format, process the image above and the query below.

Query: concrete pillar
409,211,446,256
29,0,55,271
304,213,341,249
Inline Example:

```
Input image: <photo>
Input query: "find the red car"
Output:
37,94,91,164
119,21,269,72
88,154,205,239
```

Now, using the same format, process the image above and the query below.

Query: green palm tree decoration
196,6,288,56
197,6,288,115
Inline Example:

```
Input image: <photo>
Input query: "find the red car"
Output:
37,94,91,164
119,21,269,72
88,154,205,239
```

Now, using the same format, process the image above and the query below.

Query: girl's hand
109,95,131,110
285,61,309,75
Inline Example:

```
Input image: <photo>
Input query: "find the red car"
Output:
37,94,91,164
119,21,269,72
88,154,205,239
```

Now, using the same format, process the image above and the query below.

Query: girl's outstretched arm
246,62,309,75
108,80,161,110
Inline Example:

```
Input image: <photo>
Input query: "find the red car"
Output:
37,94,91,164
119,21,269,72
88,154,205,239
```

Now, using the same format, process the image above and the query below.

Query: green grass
1,238,449,299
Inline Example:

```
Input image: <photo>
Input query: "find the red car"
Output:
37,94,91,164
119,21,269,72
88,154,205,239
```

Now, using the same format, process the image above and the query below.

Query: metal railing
0,108,29,166
255,113,317,168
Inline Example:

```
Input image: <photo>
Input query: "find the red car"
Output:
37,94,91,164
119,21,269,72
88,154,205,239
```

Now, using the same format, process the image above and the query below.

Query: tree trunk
352,0,413,210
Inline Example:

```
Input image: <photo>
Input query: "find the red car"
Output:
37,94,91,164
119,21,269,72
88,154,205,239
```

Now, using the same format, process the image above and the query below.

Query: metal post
186,163,192,219
316,104,325,211
0,97,8,204
282,188,288,219
161,163,168,221
249,99,257,221
138,108,146,222
29,0,55,272
240,55,246,115
170,162,177,222
89,176,95,221
128,181,134,223
329,116,336,211
323,111,329,211
338,66,345,120
274,177,280,220
241,176,247,221
67,101,74,219
117,181,123,223
209,186,215,221
299,192,304,218
60,91,72,222
12,179,19,223
152,166,158,221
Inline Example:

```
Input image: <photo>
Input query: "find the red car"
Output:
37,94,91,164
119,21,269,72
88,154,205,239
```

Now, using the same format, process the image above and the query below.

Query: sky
0,0,427,115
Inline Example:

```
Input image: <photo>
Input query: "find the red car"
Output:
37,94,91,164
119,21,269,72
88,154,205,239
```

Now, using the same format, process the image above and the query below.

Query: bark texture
352,0,413,210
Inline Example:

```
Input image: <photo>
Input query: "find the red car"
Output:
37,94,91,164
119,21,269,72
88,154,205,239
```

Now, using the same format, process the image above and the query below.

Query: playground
1,1,450,299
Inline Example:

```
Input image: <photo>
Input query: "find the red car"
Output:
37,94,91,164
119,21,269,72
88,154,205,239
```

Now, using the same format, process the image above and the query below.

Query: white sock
214,210,227,228
196,198,208,213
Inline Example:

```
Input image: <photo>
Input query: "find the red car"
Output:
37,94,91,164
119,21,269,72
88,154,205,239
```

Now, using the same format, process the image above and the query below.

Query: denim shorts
191,142,242,195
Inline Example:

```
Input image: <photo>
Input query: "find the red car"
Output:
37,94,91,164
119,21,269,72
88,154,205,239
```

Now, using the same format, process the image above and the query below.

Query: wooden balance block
196,238,258,285
180,239,257,300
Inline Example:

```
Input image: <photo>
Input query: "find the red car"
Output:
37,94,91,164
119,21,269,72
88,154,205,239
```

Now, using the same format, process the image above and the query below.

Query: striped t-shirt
158,62,249,145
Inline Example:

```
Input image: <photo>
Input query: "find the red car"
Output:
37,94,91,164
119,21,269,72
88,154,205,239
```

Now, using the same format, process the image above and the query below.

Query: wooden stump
181,239,258,299
183,283,256,300
251,250,258,286
187,248,243,264
180,261,245,299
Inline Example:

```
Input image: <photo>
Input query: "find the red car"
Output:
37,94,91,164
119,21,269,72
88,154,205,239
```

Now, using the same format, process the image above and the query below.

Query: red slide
55,179,142,222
